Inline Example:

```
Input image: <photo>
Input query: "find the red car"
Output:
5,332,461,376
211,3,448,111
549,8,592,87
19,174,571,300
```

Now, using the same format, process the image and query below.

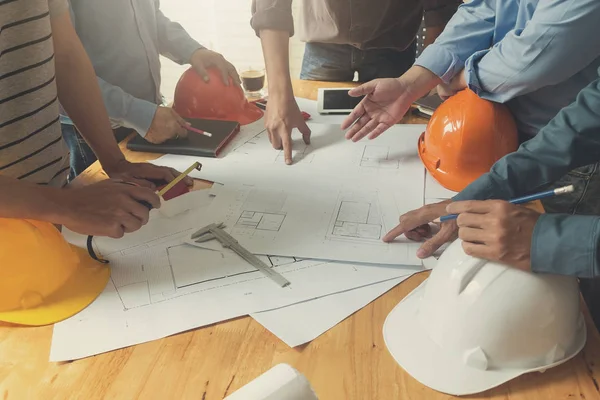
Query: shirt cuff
180,41,205,65
122,100,157,137
531,214,600,278
452,175,506,202
464,49,491,97
415,45,462,83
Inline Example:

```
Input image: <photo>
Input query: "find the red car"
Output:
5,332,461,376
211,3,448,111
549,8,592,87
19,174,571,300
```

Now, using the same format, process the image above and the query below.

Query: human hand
383,200,457,258
146,107,189,144
436,70,467,100
190,49,240,86
341,78,413,142
447,200,541,271
103,159,194,189
56,180,161,238
436,82,456,100
265,93,311,165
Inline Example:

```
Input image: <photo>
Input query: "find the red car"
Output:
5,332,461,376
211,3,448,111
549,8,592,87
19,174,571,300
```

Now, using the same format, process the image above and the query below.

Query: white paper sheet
151,123,427,185
225,364,319,400
251,276,411,347
425,172,457,200
50,248,415,361
187,182,423,266
54,188,418,361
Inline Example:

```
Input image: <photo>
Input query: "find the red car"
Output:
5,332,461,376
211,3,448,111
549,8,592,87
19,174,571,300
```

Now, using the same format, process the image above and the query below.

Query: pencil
434,185,575,223
158,161,202,197
186,125,213,137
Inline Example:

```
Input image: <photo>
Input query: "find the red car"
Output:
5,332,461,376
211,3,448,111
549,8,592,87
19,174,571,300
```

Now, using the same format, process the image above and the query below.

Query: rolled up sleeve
422,0,463,27
531,214,600,278
415,0,496,83
464,0,600,103
251,0,294,37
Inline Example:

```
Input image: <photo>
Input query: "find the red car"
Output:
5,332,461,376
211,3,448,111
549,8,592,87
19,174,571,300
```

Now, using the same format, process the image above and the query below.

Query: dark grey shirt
251,0,462,51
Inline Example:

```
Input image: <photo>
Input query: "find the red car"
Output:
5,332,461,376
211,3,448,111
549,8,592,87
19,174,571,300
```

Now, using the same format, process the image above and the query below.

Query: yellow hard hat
0,218,110,326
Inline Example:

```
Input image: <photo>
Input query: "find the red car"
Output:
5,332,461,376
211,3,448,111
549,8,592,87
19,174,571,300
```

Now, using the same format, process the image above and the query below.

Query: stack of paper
52,97,448,361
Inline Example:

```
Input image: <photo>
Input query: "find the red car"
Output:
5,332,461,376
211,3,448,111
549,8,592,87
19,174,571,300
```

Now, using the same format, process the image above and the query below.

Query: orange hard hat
418,89,518,192
0,219,110,326
173,67,263,125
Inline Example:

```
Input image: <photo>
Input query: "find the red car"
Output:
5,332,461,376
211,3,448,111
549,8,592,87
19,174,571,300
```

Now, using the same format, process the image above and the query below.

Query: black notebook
127,118,240,157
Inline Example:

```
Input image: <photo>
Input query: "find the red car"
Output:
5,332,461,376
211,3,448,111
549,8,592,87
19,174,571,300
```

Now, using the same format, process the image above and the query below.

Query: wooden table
1,80,599,400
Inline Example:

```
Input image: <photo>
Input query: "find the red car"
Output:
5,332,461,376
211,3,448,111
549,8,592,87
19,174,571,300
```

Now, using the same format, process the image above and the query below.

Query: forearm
0,176,64,223
260,30,294,98
531,214,600,278
52,14,124,169
399,66,444,104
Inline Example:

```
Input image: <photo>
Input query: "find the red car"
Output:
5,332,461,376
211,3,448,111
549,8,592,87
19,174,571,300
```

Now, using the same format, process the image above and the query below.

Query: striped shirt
0,0,70,187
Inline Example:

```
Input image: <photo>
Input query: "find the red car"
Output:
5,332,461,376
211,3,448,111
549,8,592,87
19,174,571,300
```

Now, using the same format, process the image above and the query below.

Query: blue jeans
541,163,600,215
61,123,133,182
300,42,416,82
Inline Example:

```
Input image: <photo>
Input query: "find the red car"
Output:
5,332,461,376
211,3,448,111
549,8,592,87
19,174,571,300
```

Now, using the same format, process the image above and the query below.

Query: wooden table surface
1,80,599,400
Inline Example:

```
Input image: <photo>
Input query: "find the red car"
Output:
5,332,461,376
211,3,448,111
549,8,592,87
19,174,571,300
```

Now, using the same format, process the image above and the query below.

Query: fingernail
285,158,292,165
417,249,427,258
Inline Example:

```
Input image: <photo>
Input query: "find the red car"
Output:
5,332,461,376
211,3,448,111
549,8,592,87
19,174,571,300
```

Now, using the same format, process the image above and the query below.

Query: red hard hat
173,67,263,125
418,89,519,192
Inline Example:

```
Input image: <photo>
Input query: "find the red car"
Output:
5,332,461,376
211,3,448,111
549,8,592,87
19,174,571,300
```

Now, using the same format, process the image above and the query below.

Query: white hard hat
384,239,586,396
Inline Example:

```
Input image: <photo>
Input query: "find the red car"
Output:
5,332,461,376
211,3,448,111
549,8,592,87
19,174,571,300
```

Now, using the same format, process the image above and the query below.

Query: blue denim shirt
415,0,600,138
454,70,600,278
62,0,203,136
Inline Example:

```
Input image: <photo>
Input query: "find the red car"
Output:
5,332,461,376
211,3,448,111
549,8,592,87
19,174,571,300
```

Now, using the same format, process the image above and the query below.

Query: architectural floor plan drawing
51,237,416,361
328,191,384,242
192,183,423,266
360,145,401,169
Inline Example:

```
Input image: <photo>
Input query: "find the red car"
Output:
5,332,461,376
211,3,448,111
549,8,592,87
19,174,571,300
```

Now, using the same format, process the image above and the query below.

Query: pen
434,185,575,223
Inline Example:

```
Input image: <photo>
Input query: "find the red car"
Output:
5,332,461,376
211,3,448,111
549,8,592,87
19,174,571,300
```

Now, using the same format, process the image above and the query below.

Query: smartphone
317,88,365,114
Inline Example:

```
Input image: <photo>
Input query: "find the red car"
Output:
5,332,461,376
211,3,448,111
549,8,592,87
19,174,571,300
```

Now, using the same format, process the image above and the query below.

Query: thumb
348,81,377,97
298,120,311,145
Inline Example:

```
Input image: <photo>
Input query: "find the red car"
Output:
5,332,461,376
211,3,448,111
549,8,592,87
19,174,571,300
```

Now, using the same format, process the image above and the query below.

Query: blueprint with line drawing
150,123,428,184
51,242,416,361
187,183,424,266
55,189,418,361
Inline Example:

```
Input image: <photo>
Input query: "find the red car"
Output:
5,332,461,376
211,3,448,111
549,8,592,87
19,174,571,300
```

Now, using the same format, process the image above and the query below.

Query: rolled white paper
225,364,318,400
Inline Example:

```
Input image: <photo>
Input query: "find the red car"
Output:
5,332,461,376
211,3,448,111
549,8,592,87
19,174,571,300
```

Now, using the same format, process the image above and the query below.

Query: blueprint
150,123,428,186
187,183,423,266
54,190,418,361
